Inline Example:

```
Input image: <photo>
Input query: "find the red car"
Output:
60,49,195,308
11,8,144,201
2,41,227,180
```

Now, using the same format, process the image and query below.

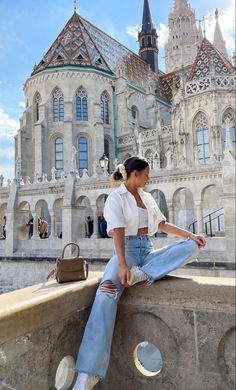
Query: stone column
166,201,174,224
32,212,39,239
49,210,56,238
194,200,204,234
63,98,74,174
91,205,99,238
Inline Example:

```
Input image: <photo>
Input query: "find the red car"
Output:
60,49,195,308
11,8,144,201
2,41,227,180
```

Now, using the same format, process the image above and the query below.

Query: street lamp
99,153,109,171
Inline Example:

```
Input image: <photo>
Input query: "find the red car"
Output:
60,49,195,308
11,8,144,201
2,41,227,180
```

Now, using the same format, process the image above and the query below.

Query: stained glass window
78,137,88,176
101,92,109,124
76,89,88,121
55,138,63,178
195,113,210,163
53,88,64,122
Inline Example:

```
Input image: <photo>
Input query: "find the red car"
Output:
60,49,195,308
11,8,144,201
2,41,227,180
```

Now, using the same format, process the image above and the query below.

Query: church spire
138,0,159,73
142,0,153,32
213,9,228,59
173,0,189,12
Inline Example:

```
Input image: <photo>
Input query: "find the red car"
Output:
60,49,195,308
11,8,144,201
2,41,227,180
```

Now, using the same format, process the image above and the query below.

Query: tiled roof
31,12,170,103
160,65,193,101
160,38,235,100
32,13,112,76
188,38,235,80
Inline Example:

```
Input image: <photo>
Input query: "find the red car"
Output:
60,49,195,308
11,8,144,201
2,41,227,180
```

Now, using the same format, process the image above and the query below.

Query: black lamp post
99,153,109,171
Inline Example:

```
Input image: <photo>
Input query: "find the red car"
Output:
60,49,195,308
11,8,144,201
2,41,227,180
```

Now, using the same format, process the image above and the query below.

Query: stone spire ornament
213,9,228,59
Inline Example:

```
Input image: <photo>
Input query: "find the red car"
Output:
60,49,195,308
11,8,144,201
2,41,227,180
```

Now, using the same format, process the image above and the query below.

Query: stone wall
0,275,235,390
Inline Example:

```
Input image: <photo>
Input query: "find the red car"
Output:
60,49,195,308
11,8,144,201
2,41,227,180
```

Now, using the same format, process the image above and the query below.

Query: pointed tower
213,9,228,59
165,0,202,72
138,0,159,73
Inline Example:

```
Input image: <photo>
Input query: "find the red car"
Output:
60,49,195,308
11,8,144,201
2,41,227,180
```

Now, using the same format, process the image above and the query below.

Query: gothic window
55,138,63,178
76,88,88,121
53,88,64,122
78,137,88,176
222,110,236,149
195,113,210,163
100,92,109,124
142,38,145,47
148,36,152,46
34,92,41,122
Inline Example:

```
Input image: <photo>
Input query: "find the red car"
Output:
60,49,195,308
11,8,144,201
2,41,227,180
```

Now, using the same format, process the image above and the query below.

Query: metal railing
189,208,224,237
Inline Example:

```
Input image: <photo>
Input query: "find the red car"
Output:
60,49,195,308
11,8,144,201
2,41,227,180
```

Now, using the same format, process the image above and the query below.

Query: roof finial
215,8,219,19
74,0,77,14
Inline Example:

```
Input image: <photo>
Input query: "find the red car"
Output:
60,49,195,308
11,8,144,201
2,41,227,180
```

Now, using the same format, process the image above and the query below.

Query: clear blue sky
0,0,234,179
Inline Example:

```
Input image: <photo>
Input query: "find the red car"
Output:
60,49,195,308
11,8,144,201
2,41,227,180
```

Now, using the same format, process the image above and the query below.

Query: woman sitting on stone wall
71,156,206,390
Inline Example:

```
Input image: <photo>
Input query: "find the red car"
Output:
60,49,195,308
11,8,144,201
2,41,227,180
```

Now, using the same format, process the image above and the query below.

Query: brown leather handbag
55,242,88,283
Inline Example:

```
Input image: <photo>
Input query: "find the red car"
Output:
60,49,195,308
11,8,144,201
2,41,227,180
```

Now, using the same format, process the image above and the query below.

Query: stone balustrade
0,275,235,389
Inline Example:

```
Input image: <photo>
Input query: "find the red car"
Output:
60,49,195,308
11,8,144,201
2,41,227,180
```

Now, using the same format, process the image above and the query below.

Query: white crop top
138,207,148,228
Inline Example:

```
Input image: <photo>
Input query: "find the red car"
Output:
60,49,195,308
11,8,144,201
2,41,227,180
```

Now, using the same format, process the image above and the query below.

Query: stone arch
35,199,51,238
96,194,108,213
173,187,195,230
222,107,235,125
76,195,92,238
150,189,168,236
53,198,63,238
131,105,139,123
18,201,32,240
0,203,7,239
201,184,224,236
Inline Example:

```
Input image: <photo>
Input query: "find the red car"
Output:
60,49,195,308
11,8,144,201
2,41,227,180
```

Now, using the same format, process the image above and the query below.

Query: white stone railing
118,125,173,146
185,76,236,96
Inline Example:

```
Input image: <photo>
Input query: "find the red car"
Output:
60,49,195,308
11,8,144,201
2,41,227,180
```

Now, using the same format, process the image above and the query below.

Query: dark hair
113,156,149,181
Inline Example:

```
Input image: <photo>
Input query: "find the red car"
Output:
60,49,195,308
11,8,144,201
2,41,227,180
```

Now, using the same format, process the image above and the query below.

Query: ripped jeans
75,236,198,378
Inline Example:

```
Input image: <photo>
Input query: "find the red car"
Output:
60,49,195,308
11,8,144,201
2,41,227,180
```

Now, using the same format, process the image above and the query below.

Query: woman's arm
113,227,130,287
158,221,206,248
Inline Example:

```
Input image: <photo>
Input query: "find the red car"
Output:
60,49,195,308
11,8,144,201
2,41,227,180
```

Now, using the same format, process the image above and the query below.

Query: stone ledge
0,273,102,344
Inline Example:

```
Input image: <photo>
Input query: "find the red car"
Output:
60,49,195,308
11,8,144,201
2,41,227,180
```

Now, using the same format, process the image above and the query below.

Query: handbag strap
61,242,80,260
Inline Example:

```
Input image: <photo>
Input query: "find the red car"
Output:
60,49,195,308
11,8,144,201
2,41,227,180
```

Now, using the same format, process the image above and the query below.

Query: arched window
53,88,64,122
55,138,63,178
131,106,138,122
195,112,210,163
34,92,41,122
222,110,236,149
148,36,152,46
76,89,88,121
100,92,109,124
78,137,88,176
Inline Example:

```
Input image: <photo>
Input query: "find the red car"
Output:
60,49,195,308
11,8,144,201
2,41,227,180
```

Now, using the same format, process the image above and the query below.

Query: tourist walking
71,156,206,390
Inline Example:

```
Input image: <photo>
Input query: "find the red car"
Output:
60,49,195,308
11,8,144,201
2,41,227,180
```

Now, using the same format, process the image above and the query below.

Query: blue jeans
76,236,198,378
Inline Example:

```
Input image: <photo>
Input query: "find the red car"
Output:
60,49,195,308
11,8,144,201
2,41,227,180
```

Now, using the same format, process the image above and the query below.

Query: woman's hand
190,233,206,248
119,264,131,287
